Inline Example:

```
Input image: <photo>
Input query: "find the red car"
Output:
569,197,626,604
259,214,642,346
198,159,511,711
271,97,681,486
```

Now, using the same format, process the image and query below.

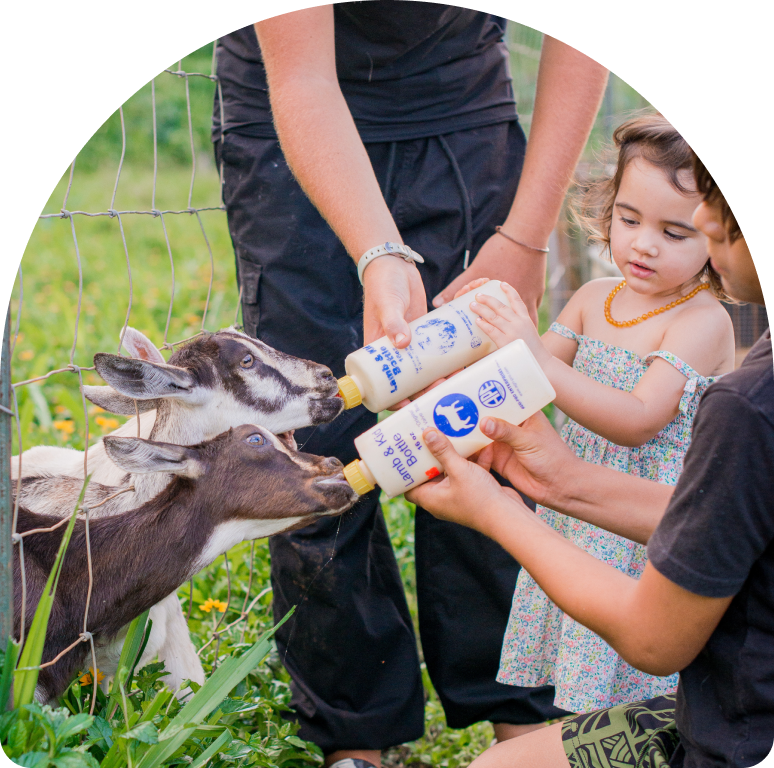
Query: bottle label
478,380,506,408
364,344,404,394
432,394,479,437
414,318,458,355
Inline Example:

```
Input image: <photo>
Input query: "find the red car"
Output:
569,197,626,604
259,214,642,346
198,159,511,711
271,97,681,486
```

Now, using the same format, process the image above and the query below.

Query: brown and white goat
14,326,345,690
14,424,358,702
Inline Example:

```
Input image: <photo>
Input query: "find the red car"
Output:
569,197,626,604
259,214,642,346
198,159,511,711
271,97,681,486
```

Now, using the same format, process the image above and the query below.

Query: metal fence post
0,309,12,646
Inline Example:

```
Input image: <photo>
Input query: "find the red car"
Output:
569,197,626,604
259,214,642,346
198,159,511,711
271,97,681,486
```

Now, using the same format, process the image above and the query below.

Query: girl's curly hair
574,112,726,299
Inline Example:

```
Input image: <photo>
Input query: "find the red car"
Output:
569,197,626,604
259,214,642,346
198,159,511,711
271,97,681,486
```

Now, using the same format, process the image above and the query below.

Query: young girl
458,115,735,714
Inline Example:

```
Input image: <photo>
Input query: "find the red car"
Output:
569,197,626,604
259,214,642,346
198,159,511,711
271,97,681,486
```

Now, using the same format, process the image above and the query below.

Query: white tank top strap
548,322,580,342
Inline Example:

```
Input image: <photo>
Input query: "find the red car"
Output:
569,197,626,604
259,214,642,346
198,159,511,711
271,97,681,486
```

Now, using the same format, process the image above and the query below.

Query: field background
7,25,650,768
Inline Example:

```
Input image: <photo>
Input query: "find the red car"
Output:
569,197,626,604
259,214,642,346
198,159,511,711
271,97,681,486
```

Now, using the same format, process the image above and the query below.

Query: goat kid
15,325,344,492
13,326,345,691
14,425,358,702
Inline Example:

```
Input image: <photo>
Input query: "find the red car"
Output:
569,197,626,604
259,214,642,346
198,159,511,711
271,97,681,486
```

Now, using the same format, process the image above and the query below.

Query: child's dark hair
576,113,725,299
692,154,743,243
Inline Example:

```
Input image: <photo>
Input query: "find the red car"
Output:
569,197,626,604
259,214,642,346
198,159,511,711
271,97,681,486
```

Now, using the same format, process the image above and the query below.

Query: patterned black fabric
562,695,680,768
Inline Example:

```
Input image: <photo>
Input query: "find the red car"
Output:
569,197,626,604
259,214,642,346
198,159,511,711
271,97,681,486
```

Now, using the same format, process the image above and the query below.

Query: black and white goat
16,326,343,493
14,327,345,690
14,424,358,702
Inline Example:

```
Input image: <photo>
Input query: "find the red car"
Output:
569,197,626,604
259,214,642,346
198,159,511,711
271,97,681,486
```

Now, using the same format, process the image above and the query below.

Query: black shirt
648,329,774,767
212,1,517,143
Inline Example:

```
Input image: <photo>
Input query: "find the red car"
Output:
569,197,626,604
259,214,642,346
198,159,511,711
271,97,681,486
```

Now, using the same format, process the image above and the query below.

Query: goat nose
317,368,336,385
324,457,343,472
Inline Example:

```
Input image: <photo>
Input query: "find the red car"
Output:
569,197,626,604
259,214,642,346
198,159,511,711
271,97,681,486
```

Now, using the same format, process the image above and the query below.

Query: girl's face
609,157,709,297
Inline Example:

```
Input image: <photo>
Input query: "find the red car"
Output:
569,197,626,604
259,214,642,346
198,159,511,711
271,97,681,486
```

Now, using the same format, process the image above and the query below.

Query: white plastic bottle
343,340,555,498
338,280,509,412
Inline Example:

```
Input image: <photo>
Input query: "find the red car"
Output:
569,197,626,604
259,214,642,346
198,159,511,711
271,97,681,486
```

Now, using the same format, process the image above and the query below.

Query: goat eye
240,354,254,369
247,434,266,445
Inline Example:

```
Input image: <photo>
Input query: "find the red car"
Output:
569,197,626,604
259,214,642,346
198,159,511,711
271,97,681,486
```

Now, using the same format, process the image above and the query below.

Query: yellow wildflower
88,405,105,415
19,350,34,361
185,314,201,325
54,405,68,415
200,598,228,613
79,668,105,685
95,415,120,432
53,420,75,435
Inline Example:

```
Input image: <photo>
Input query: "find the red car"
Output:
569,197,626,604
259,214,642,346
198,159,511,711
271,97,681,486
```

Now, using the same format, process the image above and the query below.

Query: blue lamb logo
433,394,478,437
478,380,506,408
414,318,457,355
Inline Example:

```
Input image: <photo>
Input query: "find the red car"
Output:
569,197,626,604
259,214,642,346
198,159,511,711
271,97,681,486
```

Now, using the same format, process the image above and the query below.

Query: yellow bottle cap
343,460,375,496
337,375,362,409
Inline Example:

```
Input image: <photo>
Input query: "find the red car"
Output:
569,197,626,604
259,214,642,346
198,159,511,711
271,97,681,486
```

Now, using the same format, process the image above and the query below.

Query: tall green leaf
135,609,293,768
14,480,90,710
1,637,20,711
188,728,232,768
106,610,150,717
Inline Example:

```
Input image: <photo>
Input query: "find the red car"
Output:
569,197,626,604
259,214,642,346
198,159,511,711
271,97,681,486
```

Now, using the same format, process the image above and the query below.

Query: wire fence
2,21,767,716
0,42,272,713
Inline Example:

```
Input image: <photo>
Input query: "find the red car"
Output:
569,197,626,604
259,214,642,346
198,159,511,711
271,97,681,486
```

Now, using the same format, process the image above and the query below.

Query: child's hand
452,277,490,301
470,282,550,365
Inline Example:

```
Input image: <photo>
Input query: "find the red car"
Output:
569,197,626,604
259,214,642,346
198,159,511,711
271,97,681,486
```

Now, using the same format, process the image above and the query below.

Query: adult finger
480,415,529,449
422,427,467,475
377,297,412,348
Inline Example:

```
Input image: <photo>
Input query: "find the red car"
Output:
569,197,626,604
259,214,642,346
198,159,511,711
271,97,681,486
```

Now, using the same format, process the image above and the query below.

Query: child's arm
472,283,731,448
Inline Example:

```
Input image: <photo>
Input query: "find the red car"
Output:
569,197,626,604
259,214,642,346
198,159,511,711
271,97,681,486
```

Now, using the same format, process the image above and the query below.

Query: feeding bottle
338,280,509,413
343,339,555,498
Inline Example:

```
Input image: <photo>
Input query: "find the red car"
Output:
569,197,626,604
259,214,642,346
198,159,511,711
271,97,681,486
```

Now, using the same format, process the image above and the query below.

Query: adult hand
362,256,428,347
432,234,547,325
405,427,526,535
476,412,580,510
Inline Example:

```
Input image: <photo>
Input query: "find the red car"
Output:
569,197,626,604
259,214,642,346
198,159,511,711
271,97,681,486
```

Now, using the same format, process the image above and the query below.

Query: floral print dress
497,322,719,714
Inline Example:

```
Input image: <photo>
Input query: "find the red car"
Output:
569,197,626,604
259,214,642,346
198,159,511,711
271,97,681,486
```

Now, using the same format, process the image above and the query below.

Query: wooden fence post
0,310,12,646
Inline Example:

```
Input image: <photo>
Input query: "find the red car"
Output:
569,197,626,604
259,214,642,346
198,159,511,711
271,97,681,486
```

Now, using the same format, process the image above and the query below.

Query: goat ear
119,327,166,365
94,354,198,401
82,385,160,416
103,436,204,478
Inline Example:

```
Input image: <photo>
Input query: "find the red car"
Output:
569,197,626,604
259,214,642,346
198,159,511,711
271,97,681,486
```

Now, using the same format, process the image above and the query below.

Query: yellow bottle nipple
337,375,363,409
343,460,375,496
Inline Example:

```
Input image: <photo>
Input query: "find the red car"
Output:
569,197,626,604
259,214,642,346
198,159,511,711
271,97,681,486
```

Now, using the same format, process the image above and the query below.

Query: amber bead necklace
604,280,710,328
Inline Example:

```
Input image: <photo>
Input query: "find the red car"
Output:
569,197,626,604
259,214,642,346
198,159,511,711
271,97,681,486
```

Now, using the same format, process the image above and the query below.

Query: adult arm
255,7,426,347
477,412,673,544
434,37,609,323
406,427,731,675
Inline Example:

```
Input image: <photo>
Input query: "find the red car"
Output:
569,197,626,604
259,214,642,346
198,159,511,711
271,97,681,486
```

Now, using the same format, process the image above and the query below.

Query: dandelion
53,420,75,436
54,405,68,415
185,313,201,325
79,668,105,685
88,405,105,416
19,350,34,361
200,597,227,613
95,415,120,432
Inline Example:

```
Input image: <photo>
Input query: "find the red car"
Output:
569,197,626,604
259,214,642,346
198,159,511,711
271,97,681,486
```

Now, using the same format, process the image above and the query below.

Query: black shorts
216,121,568,752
